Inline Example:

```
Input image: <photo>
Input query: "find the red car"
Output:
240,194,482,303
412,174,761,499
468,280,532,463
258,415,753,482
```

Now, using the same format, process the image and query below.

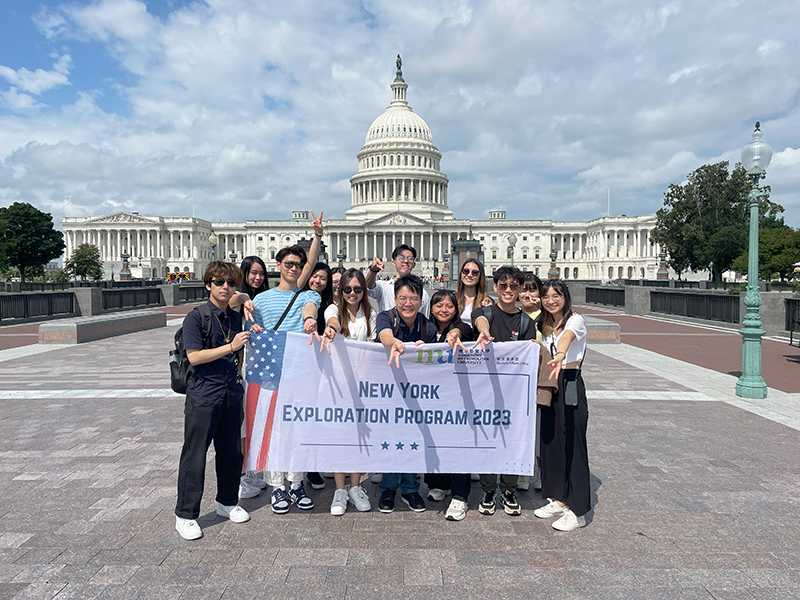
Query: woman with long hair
456,258,491,325
534,279,590,532
329,266,347,304
517,272,543,492
424,289,475,520
319,268,375,515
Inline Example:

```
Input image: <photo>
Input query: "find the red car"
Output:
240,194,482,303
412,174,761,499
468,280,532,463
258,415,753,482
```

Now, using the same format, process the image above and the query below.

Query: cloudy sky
0,0,798,230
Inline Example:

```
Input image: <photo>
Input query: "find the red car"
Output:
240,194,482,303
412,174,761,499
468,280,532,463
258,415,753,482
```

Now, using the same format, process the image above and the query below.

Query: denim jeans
379,473,419,494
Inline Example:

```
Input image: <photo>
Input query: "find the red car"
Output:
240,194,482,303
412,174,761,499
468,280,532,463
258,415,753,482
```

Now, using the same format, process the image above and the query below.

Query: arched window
404,155,408,165
564,268,570,279
608,266,613,279
618,266,624,278
390,156,394,165
573,267,578,279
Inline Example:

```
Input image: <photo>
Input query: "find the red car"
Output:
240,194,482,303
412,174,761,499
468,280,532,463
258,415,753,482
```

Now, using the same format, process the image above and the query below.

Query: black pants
424,473,452,492
175,394,243,519
539,371,591,517
450,474,471,502
480,473,518,494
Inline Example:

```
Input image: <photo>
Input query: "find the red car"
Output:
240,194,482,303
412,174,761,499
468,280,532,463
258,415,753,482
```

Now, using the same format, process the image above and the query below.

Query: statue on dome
396,54,402,72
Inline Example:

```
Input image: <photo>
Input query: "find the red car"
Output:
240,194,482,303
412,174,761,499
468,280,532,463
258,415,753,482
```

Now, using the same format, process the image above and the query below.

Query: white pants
265,471,304,486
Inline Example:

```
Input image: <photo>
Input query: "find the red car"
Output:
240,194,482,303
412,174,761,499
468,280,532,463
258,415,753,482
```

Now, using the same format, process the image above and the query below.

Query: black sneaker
501,490,522,516
400,492,426,512
306,472,326,490
478,490,496,515
378,489,396,513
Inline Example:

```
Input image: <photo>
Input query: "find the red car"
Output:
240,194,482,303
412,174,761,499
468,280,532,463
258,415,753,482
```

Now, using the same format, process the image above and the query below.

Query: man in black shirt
175,261,262,540
470,266,535,517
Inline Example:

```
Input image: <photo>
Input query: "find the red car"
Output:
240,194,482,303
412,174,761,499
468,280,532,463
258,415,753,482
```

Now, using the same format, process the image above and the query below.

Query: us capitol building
62,58,661,281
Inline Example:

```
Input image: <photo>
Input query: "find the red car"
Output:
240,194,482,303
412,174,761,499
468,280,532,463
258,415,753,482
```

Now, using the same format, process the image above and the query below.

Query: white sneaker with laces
533,498,566,519
552,507,586,531
445,498,468,521
216,503,250,523
242,471,267,490
330,488,348,516
175,516,203,540
348,485,372,512
239,478,261,500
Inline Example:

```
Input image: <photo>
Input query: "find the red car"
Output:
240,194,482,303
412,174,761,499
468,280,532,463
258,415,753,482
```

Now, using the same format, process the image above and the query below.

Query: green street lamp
208,231,218,262
736,122,772,399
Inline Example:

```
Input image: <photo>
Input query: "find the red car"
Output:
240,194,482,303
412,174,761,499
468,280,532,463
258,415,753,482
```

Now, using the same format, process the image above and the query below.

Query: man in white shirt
365,244,430,318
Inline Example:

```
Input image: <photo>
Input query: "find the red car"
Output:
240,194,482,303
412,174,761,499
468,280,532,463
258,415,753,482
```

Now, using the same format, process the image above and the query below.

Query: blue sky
0,0,798,230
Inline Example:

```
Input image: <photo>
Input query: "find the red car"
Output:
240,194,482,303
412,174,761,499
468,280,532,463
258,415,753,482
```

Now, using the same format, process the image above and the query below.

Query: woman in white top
533,279,591,532
320,268,376,515
455,258,492,325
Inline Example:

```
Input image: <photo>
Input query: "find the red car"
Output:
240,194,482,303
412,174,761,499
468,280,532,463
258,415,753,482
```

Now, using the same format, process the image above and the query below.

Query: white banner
244,332,539,475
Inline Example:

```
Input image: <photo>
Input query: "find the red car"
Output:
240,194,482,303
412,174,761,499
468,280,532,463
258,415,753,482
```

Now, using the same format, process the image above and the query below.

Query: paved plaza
0,307,798,599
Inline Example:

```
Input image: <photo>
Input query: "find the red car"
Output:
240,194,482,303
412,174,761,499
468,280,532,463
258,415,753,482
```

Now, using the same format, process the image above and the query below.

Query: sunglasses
497,282,520,292
212,278,237,288
342,286,363,295
461,268,480,277
282,260,305,271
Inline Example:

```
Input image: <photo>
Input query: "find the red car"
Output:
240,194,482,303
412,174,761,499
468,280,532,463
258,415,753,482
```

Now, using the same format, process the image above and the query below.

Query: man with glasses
175,262,261,540
250,245,321,514
366,244,430,317
470,265,536,518
374,274,438,513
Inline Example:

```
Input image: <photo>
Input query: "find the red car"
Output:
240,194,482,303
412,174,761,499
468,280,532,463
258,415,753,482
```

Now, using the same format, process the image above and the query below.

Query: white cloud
1,88,41,111
0,54,72,95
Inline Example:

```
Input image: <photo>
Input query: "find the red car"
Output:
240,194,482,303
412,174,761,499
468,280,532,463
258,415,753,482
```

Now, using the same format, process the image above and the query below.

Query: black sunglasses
342,286,363,295
211,278,237,288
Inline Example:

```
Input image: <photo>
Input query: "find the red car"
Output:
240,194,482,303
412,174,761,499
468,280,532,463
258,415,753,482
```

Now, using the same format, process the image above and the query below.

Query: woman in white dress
319,269,376,515
455,258,492,325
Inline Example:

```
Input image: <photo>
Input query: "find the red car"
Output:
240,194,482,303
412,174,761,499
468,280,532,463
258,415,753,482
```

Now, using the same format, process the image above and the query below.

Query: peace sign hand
310,210,323,236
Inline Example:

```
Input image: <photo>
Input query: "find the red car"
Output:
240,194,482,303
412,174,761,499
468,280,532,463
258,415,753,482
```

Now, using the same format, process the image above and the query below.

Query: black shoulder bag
272,289,302,331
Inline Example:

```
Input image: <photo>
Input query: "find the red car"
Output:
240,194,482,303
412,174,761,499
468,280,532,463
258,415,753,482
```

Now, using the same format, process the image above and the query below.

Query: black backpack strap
389,307,400,336
481,305,494,326
195,303,213,348
274,289,302,331
519,311,533,340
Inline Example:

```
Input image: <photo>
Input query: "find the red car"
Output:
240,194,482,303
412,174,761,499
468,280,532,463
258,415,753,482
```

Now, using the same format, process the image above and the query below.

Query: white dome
365,109,433,144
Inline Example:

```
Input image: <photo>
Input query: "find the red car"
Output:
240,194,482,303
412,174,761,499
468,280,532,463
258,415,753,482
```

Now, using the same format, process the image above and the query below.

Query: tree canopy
731,225,800,281
0,203,65,281
65,243,104,281
651,161,784,281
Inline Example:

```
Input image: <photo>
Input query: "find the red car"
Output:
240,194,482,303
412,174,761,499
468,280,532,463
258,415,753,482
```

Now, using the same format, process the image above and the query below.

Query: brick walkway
577,307,800,394
0,324,798,598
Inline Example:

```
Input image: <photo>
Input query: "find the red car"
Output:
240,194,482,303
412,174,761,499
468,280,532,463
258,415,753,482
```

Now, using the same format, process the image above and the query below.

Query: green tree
652,161,784,281
0,203,65,282
731,225,800,281
65,243,104,281
45,268,71,283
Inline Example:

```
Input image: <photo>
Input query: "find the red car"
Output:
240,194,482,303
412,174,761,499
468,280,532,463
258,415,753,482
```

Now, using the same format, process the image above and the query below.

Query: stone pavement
0,319,799,599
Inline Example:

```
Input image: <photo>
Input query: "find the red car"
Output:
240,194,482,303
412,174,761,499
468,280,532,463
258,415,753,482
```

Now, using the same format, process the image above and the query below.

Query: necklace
214,312,232,344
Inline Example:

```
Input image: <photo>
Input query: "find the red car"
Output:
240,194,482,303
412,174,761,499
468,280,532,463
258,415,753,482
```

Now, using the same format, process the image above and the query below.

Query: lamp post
657,250,669,280
736,122,772,399
337,247,345,267
208,231,218,262
507,234,517,267
547,250,559,279
443,251,450,288
229,251,238,264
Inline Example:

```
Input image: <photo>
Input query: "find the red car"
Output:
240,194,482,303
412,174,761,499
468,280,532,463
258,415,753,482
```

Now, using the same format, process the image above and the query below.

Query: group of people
174,213,591,540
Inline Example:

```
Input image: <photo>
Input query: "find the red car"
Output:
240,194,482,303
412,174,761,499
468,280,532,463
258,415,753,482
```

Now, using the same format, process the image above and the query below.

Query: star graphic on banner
270,373,275,378
248,371,253,376
265,365,270,370
260,358,265,362
273,345,278,349
410,442,419,450
396,442,404,450
271,359,276,363
262,343,267,348
267,336,273,342
254,349,260,354
381,442,389,450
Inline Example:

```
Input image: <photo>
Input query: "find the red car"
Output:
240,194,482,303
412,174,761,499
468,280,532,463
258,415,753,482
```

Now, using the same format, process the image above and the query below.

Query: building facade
62,59,664,281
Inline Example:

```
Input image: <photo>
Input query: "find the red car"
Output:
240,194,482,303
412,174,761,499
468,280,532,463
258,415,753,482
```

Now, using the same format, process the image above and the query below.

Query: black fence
0,292,76,322
179,285,209,303
586,286,625,307
786,298,800,333
19,282,70,292
651,291,740,323
102,288,162,311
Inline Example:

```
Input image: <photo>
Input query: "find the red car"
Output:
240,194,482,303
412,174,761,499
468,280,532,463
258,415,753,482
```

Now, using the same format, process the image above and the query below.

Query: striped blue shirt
251,288,321,333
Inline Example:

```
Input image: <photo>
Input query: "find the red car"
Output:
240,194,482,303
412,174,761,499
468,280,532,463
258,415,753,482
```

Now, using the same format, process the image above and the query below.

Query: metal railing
19,282,70,292
650,290,740,323
786,298,800,333
586,286,625,307
102,288,162,311
179,285,209,303
0,292,76,322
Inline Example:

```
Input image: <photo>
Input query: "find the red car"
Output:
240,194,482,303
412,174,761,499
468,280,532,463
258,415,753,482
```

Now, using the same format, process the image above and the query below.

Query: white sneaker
330,489,348,516
533,498,566,519
426,488,448,502
445,498,467,521
239,479,261,499
552,507,586,531
175,517,203,540
370,473,383,484
348,485,372,512
216,503,250,523
242,471,267,490
516,476,530,491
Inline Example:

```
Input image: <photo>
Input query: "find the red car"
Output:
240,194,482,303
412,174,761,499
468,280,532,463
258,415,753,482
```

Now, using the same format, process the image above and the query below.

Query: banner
244,332,539,475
